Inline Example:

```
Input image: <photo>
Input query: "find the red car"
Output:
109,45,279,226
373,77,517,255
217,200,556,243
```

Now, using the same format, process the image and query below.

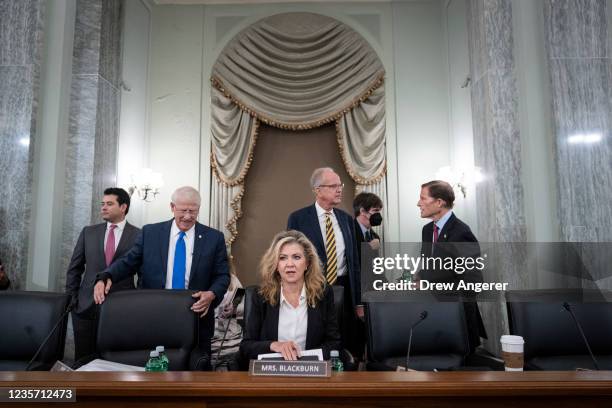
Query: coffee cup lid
500,335,524,345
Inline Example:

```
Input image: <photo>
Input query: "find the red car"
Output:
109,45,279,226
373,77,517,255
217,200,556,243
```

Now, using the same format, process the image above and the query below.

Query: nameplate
249,360,330,377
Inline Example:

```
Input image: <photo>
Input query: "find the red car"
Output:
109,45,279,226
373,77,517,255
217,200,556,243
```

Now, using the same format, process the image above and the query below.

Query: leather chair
366,300,470,371
96,289,207,370
506,289,612,370
0,291,70,370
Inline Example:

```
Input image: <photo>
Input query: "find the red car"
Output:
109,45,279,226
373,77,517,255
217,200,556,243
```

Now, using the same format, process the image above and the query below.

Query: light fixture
567,132,602,145
19,137,30,147
435,165,484,198
128,168,164,202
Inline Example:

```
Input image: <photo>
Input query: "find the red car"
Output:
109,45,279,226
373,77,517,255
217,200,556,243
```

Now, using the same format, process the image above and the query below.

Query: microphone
562,302,599,370
25,301,73,371
213,287,245,370
405,310,428,370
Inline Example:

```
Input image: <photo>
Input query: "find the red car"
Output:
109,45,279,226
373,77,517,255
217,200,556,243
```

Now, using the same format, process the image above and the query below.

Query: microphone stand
563,302,599,370
25,302,73,371
405,311,428,370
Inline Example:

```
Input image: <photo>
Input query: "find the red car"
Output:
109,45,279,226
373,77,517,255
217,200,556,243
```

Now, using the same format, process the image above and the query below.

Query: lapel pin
198,235,202,239
444,234,447,239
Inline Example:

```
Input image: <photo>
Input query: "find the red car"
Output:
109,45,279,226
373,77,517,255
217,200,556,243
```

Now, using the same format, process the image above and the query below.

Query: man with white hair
287,168,362,357
94,186,230,364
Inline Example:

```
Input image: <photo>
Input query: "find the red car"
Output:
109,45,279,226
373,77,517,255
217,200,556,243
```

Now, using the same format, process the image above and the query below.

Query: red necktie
433,224,439,243
105,224,117,266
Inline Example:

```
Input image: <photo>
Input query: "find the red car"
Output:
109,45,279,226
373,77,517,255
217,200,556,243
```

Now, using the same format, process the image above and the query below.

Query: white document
76,359,145,372
257,348,323,361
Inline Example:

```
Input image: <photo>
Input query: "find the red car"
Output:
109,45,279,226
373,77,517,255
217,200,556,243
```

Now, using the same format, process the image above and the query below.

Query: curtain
210,12,387,246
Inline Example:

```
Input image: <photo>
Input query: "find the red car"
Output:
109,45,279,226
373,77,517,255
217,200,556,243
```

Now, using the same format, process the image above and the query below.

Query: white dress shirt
104,219,127,251
277,285,308,351
315,202,347,276
165,221,195,289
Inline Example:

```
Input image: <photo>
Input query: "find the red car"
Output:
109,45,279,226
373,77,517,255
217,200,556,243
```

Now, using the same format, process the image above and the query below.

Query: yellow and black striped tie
324,212,337,285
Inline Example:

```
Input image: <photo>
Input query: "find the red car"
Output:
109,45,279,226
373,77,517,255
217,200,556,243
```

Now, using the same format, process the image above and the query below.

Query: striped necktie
324,212,337,285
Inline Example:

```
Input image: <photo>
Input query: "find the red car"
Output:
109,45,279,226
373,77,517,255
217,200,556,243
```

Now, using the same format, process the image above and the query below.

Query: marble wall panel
0,0,42,66
544,0,608,58
544,0,612,244
72,0,102,76
99,0,122,88
467,0,527,354
0,0,44,289
91,78,120,222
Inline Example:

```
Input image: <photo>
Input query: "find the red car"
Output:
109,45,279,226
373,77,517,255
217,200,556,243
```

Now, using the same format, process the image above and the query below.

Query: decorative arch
209,12,387,248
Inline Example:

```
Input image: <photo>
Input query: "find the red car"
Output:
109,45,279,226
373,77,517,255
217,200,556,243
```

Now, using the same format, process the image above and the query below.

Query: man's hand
368,238,381,251
93,280,112,304
191,291,216,317
270,341,301,360
355,305,365,320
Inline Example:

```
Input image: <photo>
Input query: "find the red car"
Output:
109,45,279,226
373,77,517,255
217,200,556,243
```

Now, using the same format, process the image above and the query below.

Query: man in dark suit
287,167,361,355
65,187,140,361
353,192,383,260
94,186,230,358
352,192,383,358
416,180,487,353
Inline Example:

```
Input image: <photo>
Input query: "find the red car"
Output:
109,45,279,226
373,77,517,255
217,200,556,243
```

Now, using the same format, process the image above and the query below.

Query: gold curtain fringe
211,119,260,187
210,74,385,131
223,182,245,247
335,119,387,185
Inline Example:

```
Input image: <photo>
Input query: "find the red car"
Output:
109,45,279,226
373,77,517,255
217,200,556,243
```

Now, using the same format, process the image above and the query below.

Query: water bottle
156,346,169,371
145,350,162,372
330,350,343,372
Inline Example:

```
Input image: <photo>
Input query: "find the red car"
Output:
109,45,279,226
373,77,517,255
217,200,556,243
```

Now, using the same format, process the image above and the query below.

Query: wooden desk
2,371,612,407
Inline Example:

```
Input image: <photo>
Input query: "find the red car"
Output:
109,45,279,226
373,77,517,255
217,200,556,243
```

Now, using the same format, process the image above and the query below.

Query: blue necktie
172,231,186,289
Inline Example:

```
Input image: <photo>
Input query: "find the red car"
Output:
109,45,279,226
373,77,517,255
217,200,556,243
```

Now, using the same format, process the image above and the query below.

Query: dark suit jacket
65,222,140,315
354,218,380,261
101,220,230,336
287,205,361,306
419,212,487,346
240,286,341,362
419,213,483,285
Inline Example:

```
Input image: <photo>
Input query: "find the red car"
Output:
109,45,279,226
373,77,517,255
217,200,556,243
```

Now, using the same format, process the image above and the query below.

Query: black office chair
506,289,612,370
95,289,207,370
366,300,470,371
0,291,70,370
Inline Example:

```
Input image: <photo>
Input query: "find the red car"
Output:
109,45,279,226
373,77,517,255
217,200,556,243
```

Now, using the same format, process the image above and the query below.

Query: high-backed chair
506,289,612,370
366,301,470,371
0,291,70,371
96,289,206,370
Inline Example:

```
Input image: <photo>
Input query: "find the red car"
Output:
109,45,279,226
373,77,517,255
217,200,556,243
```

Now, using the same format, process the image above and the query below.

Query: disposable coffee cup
500,335,524,371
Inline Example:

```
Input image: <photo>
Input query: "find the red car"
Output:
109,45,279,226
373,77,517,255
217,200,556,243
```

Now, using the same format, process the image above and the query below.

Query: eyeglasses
317,183,345,190
174,208,199,215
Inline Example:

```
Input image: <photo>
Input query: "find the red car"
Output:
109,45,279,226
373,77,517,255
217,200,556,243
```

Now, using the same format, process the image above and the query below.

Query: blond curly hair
258,230,326,307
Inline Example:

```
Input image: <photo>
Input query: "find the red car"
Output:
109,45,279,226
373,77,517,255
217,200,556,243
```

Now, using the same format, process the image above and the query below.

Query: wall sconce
435,166,484,198
128,168,164,202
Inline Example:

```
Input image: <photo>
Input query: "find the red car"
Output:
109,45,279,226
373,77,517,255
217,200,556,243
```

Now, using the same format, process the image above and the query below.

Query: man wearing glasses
94,186,230,365
287,167,361,357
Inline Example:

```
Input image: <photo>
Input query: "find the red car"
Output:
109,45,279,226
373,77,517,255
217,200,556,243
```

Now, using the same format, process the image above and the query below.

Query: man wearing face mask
353,192,383,260
351,192,383,360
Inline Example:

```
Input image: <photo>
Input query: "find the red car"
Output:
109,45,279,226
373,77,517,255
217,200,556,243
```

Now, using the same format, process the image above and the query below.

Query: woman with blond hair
240,230,340,362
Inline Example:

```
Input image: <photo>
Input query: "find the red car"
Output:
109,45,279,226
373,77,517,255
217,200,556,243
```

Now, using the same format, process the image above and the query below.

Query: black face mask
369,212,383,227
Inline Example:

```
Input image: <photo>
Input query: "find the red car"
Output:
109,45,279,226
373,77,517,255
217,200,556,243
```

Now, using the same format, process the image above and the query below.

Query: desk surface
2,371,612,407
